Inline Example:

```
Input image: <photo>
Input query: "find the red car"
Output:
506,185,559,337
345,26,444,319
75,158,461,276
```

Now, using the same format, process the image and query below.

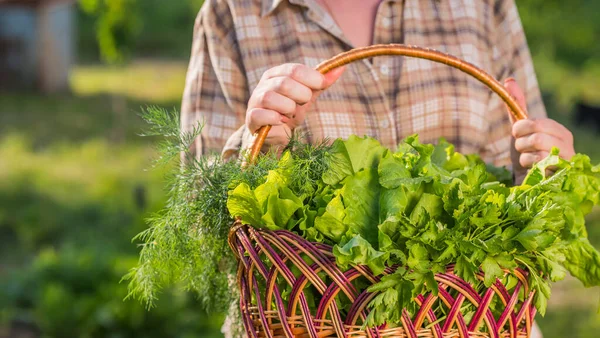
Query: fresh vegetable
128,107,600,328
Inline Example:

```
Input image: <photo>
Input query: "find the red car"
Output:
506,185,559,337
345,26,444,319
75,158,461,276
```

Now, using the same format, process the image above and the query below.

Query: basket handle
248,44,528,164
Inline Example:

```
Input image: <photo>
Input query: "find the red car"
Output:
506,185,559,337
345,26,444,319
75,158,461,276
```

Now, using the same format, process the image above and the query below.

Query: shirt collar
262,0,407,17
261,0,291,17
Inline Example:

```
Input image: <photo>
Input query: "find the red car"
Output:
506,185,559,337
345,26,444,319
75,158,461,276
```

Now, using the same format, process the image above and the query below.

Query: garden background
0,0,599,337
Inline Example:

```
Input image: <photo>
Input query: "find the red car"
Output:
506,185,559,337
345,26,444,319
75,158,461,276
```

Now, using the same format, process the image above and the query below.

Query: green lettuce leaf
562,238,600,287
333,235,389,275
314,194,347,242
322,135,387,185
340,168,381,246
227,183,263,227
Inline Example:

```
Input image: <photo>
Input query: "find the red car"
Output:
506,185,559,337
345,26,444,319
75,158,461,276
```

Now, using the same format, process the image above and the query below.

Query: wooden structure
0,0,76,92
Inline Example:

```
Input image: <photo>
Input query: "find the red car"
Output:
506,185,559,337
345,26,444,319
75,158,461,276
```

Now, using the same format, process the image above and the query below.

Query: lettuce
227,134,600,325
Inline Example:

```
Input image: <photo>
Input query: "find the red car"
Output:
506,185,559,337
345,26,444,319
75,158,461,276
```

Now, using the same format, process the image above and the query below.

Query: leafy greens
228,135,600,325
129,107,600,329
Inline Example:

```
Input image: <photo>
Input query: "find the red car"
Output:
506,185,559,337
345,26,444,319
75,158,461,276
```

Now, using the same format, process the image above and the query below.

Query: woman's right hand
246,63,345,150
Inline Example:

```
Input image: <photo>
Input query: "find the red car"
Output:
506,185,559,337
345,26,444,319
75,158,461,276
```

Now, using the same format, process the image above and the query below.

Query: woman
182,0,572,335
182,0,574,181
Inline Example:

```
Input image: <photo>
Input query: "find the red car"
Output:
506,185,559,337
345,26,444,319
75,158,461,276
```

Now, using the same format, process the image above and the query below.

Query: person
181,0,573,336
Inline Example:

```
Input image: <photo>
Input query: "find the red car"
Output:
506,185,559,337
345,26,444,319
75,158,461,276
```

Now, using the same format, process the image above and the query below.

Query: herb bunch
126,107,334,313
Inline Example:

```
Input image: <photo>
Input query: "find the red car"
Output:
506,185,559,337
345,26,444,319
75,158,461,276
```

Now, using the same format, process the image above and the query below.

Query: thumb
298,66,346,112
322,66,346,89
292,66,346,127
504,77,528,124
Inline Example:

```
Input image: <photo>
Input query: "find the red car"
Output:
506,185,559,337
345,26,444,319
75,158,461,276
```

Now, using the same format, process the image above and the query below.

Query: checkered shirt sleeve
181,1,250,157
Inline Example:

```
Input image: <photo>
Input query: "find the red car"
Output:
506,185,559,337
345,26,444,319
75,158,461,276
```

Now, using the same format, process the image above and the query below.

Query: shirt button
382,17,392,28
380,63,390,76
380,119,390,129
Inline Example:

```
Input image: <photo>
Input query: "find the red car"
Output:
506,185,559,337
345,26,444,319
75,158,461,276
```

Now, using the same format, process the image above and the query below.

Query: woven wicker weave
228,44,536,338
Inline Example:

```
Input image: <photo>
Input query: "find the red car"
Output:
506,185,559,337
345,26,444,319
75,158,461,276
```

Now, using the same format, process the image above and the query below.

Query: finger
295,68,345,110
266,76,313,105
246,108,286,134
532,119,573,141
504,78,528,123
514,133,563,153
248,90,297,117
261,125,293,153
519,151,550,169
262,63,325,90
512,119,536,138
513,118,574,140
265,125,293,144
293,88,323,123
322,66,346,88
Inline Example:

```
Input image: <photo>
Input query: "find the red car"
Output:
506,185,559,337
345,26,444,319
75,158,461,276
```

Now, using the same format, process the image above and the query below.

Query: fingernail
505,77,516,84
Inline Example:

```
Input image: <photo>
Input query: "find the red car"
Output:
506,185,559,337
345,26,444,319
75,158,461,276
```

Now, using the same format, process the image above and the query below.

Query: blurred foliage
70,60,187,103
0,134,224,337
518,0,600,105
78,0,204,63
519,0,600,68
0,133,223,337
79,0,142,63
0,61,222,337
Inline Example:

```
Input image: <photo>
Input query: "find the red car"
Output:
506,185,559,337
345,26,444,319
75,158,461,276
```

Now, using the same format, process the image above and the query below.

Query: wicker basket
228,45,536,338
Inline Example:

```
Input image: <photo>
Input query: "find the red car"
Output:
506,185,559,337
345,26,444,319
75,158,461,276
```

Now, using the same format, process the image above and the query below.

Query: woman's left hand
504,78,576,170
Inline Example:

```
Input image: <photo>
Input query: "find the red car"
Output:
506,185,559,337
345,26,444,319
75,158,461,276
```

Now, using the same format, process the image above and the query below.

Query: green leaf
463,163,488,188
254,170,289,206
322,135,387,185
377,217,401,251
261,187,303,230
409,193,442,226
227,183,263,226
333,235,389,275
523,149,565,186
379,183,425,221
341,168,381,246
454,255,479,285
562,239,600,287
481,256,503,287
344,135,388,174
378,152,413,189
322,139,354,185
433,138,470,171
486,163,513,185
314,194,347,242
494,253,518,270
407,243,430,271
424,270,439,295
515,226,556,251
436,241,458,262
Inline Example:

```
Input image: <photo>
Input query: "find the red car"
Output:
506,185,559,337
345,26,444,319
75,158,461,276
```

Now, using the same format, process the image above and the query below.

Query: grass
70,60,188,104
0,61,186,149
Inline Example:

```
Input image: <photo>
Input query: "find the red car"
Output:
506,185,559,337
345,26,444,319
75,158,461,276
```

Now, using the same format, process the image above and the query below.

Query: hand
246,63,345,151
504,78,575,175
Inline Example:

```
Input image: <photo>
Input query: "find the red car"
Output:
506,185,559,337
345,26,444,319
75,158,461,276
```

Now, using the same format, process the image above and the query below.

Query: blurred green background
0,0,598,337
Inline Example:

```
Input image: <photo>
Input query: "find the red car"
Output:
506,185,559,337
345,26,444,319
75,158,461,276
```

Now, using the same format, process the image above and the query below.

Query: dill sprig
125,106,278,314
284,134,332,196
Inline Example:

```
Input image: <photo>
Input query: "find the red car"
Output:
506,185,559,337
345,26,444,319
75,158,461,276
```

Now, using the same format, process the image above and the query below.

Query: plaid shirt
181,0,546,167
